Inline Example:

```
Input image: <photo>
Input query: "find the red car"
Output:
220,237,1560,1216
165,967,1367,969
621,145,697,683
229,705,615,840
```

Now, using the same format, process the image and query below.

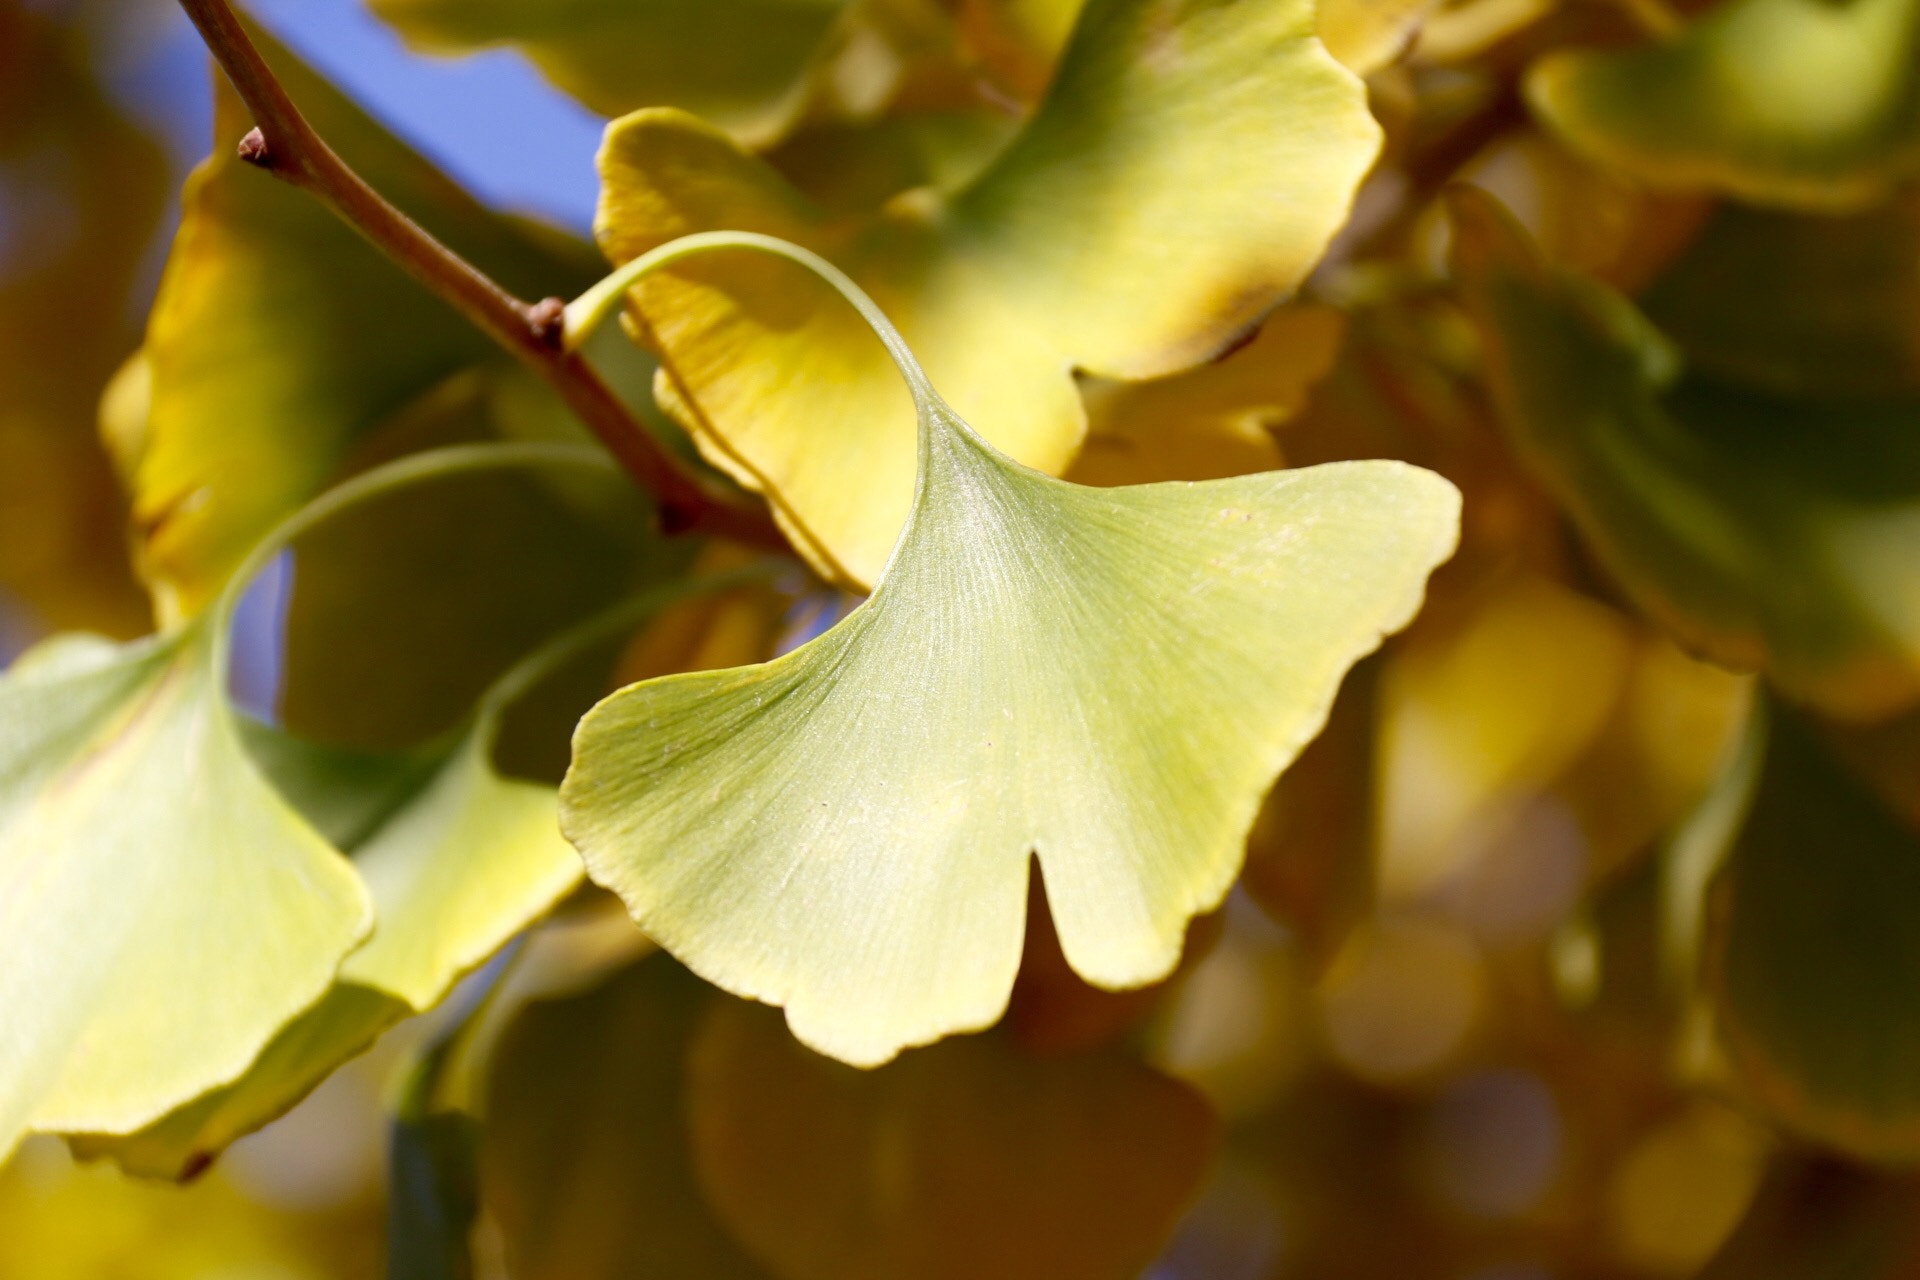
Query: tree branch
174,0,787,550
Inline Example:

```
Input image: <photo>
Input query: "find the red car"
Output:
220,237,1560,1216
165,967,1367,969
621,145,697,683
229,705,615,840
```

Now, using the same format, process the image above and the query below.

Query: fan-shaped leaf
0,629,372,1163
562,390,1457,1066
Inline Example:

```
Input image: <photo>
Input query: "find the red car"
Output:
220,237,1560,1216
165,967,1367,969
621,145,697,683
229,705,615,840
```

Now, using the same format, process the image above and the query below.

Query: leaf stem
564,231,941,411
171,0,785,551
211,442,619,683
477,560,786,717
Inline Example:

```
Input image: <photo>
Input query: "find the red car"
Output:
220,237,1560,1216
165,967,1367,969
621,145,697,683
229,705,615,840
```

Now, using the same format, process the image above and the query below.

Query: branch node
528,297,568,350
236,126,272,169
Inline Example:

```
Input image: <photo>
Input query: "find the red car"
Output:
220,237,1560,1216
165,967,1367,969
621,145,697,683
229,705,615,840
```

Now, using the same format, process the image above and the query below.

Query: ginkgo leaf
562,382,1459,1065
1317,0,1442,72
594,0,1381,586
368,0,856,146
70,679,581,1181
59,445,686,1180
1527,0,1920,209
1065,305,1345,489
0,627,372,1163
123,27,604,617
1451,186,1920,719
1706,700,1920,1162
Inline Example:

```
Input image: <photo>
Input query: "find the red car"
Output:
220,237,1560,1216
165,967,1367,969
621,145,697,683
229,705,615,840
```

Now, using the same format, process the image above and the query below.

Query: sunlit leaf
368,0,856,146
1065,305,1345,488
953,0,1085,97
67,449,686,1180
596,0,1381,585
1451,186,1920,719
0,628,372,1163
483,956,774,1280
562,382,1458,1065
1706,700,1920,1162
1527,0,1920,209
686,996,1217,1280
67,983,408,1182
1318,0,1442,72
124,27,602,617
762,106,1024,217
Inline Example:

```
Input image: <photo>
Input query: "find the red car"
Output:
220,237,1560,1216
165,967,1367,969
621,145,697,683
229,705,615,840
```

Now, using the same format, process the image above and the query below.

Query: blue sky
106,0,607,235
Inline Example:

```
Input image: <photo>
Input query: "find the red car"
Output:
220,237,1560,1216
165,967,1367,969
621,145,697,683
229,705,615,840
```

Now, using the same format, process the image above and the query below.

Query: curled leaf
563,380,1458,1064
64,447,679,1179
1066,305,1345,488
1451,186,1920,719
0,629,372,1162
1528,0,1920,209
595,0,1381,585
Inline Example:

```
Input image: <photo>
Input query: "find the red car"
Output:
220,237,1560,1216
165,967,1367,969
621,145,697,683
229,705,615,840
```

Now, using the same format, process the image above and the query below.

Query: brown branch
174,0,787,551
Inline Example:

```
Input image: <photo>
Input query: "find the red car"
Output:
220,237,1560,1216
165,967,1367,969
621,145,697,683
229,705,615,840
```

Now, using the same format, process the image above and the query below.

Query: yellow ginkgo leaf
559,243,1459,1065
64,448,742,1180
0,628,372,1163
1528,0,1920,209
369,0,856,147
1066,305,1345,488
595,0,1381,586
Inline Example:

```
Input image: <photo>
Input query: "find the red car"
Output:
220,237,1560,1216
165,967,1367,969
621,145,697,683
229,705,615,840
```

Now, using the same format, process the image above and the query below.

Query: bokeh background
3,1,1908,1278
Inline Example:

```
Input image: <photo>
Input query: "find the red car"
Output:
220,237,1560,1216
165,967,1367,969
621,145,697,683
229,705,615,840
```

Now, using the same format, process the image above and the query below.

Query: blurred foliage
9,0,1920,1276
0,0,163,639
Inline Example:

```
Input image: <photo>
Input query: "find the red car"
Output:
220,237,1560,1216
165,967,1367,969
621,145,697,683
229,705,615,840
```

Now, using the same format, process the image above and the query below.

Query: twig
174,0,787,551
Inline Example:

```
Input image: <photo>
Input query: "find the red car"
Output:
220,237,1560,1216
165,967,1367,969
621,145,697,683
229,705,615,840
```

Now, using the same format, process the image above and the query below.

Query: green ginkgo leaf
71,709,579,1181
0,627,372,1164
368,0,854,147
1451,186,1920,719
1527,0,1920,209
594,0,1380,586
68,448,726,1180
1705,700,1920,1162
560,274,1460,1063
